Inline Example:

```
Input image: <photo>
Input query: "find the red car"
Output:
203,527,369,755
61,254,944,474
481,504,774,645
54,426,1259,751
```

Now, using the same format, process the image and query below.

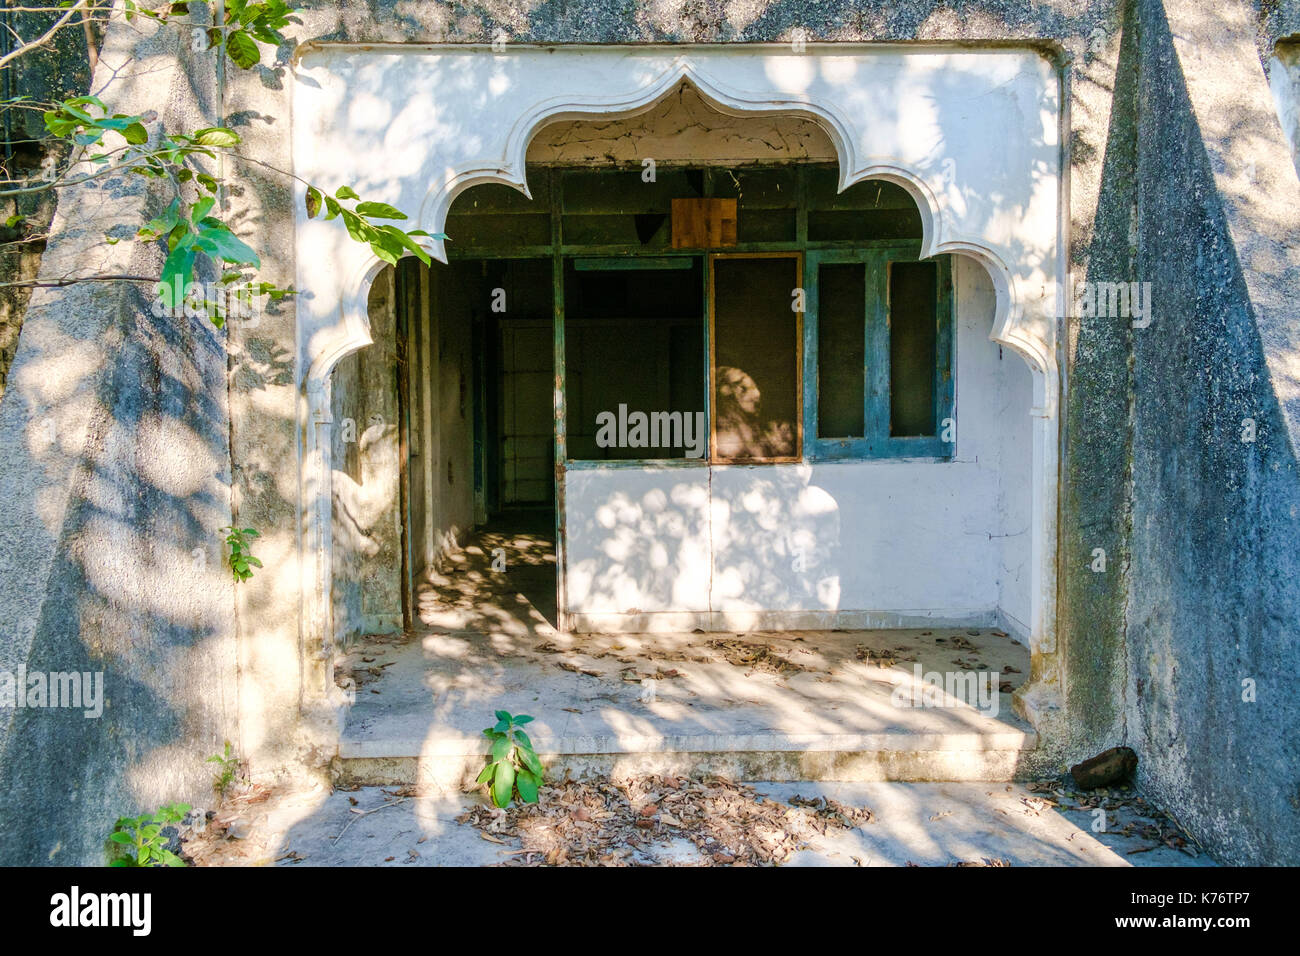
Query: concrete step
334,628,1047,787
336,729,1041,788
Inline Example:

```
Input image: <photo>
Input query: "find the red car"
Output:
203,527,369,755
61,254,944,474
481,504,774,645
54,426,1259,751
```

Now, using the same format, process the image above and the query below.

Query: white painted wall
564,260,1033,637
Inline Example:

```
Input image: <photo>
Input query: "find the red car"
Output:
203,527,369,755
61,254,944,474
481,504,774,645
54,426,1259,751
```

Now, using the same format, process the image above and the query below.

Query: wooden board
671,198,738,249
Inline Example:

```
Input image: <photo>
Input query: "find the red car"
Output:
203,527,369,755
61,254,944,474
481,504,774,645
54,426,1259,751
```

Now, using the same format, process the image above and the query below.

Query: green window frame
803,246,955,460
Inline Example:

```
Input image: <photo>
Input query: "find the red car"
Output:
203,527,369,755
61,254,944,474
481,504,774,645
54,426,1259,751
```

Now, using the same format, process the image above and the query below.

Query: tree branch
0,274,158,289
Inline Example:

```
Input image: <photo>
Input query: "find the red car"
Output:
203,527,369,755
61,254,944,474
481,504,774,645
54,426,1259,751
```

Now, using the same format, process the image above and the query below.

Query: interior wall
564,260,1035,634
501,320,554,505
959,256,1034,637
413,263,477,573
331,268,404,641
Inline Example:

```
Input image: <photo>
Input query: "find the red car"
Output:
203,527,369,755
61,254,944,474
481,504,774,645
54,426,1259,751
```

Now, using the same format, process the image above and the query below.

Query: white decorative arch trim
291,44,1064,727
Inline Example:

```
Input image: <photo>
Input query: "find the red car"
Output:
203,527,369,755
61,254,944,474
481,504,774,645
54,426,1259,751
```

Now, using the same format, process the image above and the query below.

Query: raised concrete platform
335,627,1045,786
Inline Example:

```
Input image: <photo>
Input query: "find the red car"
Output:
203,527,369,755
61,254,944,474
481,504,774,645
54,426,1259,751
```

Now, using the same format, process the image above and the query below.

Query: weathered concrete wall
0,18,238,866
1118,0,1300,865
1057,0,1138,769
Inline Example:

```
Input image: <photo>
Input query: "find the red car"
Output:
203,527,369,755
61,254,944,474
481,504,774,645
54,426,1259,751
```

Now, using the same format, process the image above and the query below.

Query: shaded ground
179,775,1211,868
416,509,558,632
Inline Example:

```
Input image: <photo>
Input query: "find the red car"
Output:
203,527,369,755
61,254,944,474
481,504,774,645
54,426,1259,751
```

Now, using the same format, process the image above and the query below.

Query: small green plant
220,526,262,582
108,803,190,867
207,740,239,797
477,710,544,808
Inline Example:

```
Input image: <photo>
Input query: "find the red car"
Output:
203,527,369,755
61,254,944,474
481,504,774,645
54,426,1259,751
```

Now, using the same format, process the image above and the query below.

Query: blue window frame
803,246,955,460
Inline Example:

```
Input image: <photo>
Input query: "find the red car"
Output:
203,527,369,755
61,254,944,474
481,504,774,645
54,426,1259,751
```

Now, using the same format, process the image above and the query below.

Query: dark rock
1070,747,1138,790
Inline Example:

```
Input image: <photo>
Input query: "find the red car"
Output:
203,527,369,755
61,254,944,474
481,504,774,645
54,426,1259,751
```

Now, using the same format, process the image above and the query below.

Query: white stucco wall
564,258,1033,636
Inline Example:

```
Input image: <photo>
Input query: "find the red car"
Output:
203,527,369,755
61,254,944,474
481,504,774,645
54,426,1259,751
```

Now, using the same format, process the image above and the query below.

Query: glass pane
816,263,866,438
889,261,938,437
564,259,706,460
712,256,800,460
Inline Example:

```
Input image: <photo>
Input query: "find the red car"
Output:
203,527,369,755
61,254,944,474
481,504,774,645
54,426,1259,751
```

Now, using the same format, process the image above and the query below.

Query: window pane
446,179,552,250
560,167,699,249
806,169,922,241
889,261,938,437
712,256,800,460
816,263,866,438
712,167,798,243
564,259,706,460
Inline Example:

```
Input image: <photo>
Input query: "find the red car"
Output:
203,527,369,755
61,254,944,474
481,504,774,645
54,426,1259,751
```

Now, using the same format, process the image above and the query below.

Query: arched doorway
297,47,1063,746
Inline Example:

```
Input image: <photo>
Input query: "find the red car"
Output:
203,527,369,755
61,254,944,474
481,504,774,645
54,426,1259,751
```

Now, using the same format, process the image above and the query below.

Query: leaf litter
458,773,874,866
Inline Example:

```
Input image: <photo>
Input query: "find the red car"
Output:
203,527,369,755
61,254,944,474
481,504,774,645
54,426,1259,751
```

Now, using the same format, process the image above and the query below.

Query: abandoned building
0,0,1298,867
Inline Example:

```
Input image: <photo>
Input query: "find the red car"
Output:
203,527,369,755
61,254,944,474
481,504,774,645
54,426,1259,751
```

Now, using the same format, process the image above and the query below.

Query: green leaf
339,209,375,245
490,735,511,762
200,223,260,267
305,186,322,219
518,746,544,778
367,228,405,265
123,122,149,145
193,127,241,148
491,761,515,808
375,225,431,265
336,186,359,200
191,196,216,222
166,219,190,251
160,246,197,308
108,831,133,844
226,30,261,69
354,201,407,220
475,763,495,785
516,770,540,803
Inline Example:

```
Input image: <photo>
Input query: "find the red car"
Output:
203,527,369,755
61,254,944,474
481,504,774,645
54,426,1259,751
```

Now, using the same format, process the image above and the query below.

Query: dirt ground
177,772,1211,868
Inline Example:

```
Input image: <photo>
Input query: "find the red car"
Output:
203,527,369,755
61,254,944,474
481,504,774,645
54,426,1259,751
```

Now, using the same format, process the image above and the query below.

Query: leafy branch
4,2,443,324
107,802,190,867
220,525,262,582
